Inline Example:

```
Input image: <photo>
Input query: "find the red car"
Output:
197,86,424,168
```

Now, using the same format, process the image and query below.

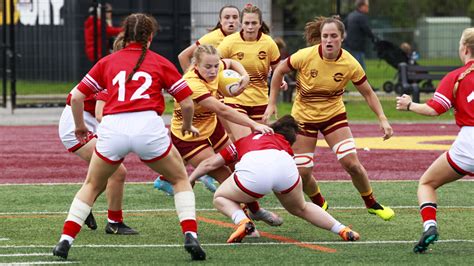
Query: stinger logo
333,73,343,82
258,51,267,60
237,52,244,60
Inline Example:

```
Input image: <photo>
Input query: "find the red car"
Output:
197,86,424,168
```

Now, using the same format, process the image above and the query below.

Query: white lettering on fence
17,0,64,26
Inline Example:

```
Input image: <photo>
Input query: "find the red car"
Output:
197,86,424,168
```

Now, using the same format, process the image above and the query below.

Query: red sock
180,219,197,234
309,193,326,207
63,220,82,239
420,203,437,222
108,210,123,223
246,201,260,214
361,191,377,208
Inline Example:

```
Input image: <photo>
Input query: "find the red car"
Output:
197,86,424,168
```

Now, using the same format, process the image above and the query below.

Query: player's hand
75,125,90,144
280,79,288,91
262,104,277,124
252,123,274,134
379,119,393,141
396,94,412,111
182,125,200,137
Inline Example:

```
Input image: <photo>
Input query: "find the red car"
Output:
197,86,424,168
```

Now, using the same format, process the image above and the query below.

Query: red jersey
427,61,474,127
76,43,192,116
84,16,122,62
220,133,294,164
66,89,108,117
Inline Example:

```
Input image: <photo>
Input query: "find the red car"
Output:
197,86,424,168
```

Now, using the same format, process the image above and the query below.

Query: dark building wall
2,0,190,82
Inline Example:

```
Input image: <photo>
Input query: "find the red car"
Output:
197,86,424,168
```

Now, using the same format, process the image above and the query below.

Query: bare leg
275,181,337,230
418,152,463,205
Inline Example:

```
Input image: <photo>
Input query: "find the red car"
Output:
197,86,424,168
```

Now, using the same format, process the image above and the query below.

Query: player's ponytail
121,13,158,82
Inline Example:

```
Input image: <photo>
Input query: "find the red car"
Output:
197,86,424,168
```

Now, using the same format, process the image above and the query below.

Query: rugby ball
218,69,241,97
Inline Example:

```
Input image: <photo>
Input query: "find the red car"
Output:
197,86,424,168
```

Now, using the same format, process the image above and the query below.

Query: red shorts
297,112,348,138
225,103,267,121
171,120,229,160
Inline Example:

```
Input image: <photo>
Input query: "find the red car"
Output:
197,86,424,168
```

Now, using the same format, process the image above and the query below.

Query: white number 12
112,70,152,102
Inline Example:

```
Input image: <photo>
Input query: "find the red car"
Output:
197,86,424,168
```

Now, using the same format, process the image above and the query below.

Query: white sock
59,234,74,245
330,222,345,234
423,220,437,232
174,191,196,222
231,210,248,225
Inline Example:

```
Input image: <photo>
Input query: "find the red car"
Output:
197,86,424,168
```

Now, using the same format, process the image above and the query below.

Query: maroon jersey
426,61,474,127
76,43,192,116
220,133,293,164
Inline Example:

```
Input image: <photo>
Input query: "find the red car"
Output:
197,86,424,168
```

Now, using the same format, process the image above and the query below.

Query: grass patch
0,181,473,264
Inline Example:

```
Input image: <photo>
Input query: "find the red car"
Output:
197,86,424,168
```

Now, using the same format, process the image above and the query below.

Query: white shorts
58,105,98,152
233,149,300,198
95,111,172,164
447,126,474,176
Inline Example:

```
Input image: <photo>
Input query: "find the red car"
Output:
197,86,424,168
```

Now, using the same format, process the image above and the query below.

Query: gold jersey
196,28,228,47
218,31,280,106
171,62,225,141
289,44,366,123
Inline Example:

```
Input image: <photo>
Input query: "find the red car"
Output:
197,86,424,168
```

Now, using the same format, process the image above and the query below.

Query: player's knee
114,166,127,182
343,161,364,176
286,204,305,217
332,138,357,160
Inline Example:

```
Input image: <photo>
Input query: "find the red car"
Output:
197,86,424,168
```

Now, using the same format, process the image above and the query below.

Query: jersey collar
318,44,342,61
125,43,143,51
194,69,209,83
239,30,262,41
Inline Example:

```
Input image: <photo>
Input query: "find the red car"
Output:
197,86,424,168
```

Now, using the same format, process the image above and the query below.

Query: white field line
2,262,79,265
0,253,50,257
0,239,473,250
1,205,474,216
0,238,9,241
0,179,473,186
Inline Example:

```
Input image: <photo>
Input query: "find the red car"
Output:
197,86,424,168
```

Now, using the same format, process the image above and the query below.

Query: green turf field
1,181,473,264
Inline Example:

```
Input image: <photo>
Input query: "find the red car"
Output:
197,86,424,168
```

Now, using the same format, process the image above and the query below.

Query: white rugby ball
218,69,241,97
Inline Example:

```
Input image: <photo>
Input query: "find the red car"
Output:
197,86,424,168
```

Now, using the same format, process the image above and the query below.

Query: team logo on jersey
258,51,267,60
333,72,343,82
310,69,318,78
237,52,244,60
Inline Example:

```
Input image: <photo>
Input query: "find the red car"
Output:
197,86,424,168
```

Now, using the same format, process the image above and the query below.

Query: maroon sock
361,192,377,209
309,193,326,207
246,201,260,214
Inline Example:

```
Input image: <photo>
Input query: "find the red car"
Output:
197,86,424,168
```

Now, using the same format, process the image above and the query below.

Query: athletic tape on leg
332,138,357,160
66,197,92,225
174,191,196,221
294,153,314,168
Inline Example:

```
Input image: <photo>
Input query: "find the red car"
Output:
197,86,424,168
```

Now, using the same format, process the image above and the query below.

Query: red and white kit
76,43,192,163
220,133,300,197
58,91,108,152
426,61,474,175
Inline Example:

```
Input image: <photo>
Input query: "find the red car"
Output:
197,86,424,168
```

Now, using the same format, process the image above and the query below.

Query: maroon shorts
171,120,229,160
297,112,349,138
225,103,267,121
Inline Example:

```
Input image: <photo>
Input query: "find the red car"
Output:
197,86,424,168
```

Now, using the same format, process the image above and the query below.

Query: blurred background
0,0,472,109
